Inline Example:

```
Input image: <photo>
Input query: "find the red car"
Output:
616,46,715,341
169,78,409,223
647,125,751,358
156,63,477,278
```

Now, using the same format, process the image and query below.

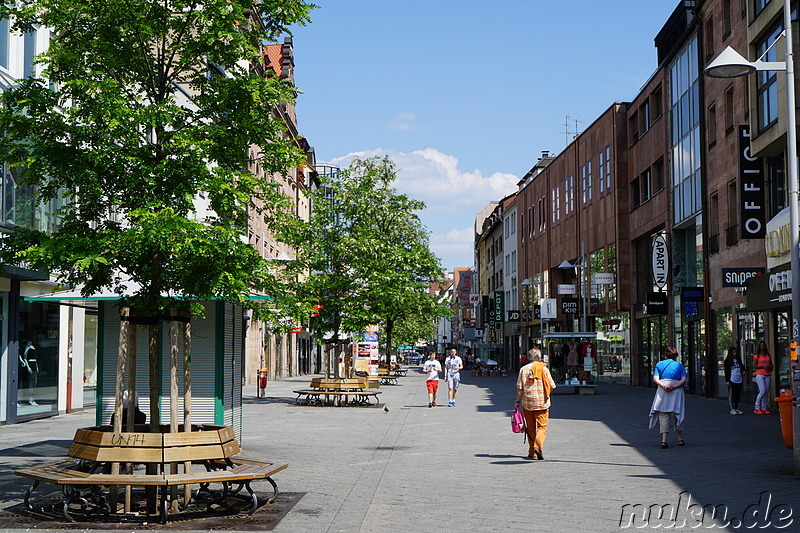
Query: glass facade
670,35,702,224
756,22,781,132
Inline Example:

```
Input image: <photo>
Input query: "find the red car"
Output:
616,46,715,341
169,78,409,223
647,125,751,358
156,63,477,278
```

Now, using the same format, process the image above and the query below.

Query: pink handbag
511,406,526,433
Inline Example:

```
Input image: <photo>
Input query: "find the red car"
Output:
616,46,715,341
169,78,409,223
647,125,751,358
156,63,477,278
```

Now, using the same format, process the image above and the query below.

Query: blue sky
291,1,679,274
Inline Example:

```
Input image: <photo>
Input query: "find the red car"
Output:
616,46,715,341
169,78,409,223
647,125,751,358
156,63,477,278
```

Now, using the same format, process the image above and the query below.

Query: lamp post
559,257,588,333
705,0,800,476
521,278,535,350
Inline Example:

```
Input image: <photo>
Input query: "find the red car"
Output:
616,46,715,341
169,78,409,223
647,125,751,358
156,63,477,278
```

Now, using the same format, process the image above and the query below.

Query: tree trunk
384,317,395,366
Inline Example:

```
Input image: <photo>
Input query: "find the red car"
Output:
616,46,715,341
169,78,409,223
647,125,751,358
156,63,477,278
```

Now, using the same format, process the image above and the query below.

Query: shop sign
652,234,669,289
507,310,520,322
592,273,615,284
765,208,791,269
681,287,704,320
481,295,490,327
644,291,668,315
457,270,474,308
541,298,557,319
494,291,505,324
745,264,791,311
721,267,764,288
363,331,378,342
558,284,577,295
738,125,766,239
562,297,579,315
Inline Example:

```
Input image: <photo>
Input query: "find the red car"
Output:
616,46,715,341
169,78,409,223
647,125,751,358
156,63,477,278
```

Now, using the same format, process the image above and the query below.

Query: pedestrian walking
752,341,773,414
514,348,556,460
444,347,463,407
724,346,745,415
649,347,687,449
423,352,442,408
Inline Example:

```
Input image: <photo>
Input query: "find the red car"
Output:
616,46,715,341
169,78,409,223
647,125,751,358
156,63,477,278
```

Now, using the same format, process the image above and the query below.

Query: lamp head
558,260,581,269
704,46,756,78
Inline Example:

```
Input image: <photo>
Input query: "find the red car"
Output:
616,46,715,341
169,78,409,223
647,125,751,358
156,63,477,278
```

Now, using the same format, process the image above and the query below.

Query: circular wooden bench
15,424,286,523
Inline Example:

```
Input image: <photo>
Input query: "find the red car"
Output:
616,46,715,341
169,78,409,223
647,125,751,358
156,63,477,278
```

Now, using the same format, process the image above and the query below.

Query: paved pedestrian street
0,368,798,532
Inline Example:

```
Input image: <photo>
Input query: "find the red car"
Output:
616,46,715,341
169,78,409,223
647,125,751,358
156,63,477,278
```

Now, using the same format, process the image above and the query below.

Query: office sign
739,125,766,239
652,234,669,289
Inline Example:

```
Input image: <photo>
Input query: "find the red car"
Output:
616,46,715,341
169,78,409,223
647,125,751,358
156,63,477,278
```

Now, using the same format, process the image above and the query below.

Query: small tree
279,156,446,372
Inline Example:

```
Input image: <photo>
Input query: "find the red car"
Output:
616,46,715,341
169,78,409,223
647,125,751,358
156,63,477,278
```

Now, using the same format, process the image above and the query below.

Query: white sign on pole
541,298,557,319
557,284,577,295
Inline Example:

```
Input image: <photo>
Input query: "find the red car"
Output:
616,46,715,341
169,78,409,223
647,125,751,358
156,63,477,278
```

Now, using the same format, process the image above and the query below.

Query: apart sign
652,234,669,289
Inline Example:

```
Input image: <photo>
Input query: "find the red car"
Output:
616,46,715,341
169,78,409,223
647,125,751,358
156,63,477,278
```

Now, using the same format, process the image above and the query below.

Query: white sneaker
730,409,737,415
735,409,743,415
29,400,38,406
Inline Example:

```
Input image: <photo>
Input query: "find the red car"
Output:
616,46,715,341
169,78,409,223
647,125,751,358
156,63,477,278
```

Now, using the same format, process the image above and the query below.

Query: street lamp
704,0,800,476
521,278,535,350
558,258,588,333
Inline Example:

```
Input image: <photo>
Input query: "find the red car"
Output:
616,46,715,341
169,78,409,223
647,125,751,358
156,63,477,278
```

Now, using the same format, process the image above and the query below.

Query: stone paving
0,368,798,532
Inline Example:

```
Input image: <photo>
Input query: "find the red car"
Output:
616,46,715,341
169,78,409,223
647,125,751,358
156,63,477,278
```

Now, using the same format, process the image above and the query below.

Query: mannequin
19,340,39,406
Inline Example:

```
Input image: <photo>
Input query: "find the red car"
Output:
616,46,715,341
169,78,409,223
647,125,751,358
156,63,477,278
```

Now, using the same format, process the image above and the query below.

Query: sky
291,1,680,274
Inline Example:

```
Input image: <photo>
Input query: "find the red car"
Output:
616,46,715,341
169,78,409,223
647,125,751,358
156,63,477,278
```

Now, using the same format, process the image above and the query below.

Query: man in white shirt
444,348,464,407
422,353,442,408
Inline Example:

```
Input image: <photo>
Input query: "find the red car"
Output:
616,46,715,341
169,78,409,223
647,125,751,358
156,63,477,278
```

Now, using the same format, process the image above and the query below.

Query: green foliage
277,156,448,358
0,0,316,318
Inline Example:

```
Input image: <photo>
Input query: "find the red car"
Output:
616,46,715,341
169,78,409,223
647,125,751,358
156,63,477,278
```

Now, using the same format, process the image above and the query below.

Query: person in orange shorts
423,352,442,407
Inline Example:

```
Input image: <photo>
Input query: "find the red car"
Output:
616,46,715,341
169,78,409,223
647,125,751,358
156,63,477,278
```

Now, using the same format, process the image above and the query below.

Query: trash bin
258,368,269,390
775,389,793,449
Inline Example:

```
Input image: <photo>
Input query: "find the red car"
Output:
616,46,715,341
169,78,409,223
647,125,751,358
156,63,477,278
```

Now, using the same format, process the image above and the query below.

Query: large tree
0,1,315,426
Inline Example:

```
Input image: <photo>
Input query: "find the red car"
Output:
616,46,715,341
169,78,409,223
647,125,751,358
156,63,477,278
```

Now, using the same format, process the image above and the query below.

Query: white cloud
328,148,519,272
389,113,417,131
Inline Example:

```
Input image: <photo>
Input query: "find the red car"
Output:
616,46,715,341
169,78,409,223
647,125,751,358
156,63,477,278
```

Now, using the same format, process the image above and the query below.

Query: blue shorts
447,373,460,389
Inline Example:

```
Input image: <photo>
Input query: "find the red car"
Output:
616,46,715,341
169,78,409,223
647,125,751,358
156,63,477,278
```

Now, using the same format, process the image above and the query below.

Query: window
710,192,720,254
24,30,37,79
653,158,664,193
704,17,714,59
538,196,546,231
520,212,524,242
564,176,574,214
707,103,717,147
722,0,732,38
551,185,560,224
632,177,641,209
587,160,593,201
629,111,639,143
756,22,782,132
727,179,737,229
724,85,735,133
529,205,535,238
754,0,772,16
599,151,606,195
0,19,9,70
605,146,612,190
651,85,663,121
639,101,651,134
581,164,587,203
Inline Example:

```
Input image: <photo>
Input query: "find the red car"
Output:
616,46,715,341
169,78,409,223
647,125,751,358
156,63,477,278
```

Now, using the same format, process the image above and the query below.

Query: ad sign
457,270,474,308
494,291,505,324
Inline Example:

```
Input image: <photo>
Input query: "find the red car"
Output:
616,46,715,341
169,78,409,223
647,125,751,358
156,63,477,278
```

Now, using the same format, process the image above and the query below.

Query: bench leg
23,480,39,510
242,481,258,514
265,476,279,504
160,486,168,524
63,487,87,522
